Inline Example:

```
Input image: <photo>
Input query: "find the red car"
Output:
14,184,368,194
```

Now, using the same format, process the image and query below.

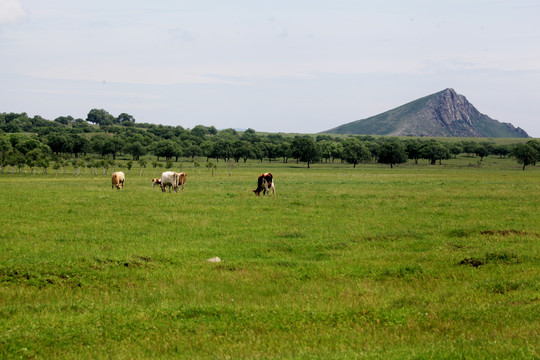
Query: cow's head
253,188,262,196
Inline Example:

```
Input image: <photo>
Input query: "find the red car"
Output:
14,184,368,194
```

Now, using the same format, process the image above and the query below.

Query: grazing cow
152,178,161,188
111,171,125,190
178,172,187,190
253,172,275,196
160,171,187,193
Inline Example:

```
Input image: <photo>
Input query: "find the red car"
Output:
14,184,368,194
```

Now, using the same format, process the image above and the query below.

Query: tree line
1,110,539,174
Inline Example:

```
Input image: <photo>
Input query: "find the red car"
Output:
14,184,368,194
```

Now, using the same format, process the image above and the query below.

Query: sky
1,0,539,137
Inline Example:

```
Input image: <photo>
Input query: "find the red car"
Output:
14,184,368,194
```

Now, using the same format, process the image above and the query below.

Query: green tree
191,125,209,138
206,161,217,176
448,143,463,158
5,149,25,173
26,147,50,174
492,144,511,158
420,141,451,165
1,113,32,133
126,160,133,173
365,141,380,162
378,140,407,168
511,143,538,170
232,140,252,163
0,135,13,172
252,143,265,162
330,142,343,163
264,142,278,162
103,137,124,160
404,139,422,164
91,135,108,157
318,140,333,163
474,142,494,161
73,118,93,132
213,139,233,162
86,109,115,126
54,115,74,126
46,133,72,155
70,134,90,158
316,134,333,142
153,140,177,161
207,126,218,136
16,138,50,157
138,159,147,176
461,141,477,156
240,128,260,143
124,141,147,161
342,138,370,167
526,139,540,157
200,141,214,161
185,143,202,160
117,113,136,125
220,128,239,138
278,142,292,163
291,137,320,168
37,155,50,174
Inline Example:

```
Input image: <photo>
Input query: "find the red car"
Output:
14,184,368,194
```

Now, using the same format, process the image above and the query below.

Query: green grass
1,156,539,359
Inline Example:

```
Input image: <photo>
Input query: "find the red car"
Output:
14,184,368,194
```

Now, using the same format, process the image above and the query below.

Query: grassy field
0,156,539,359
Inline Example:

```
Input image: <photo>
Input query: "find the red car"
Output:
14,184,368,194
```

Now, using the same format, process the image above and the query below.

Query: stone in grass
207,257,221,263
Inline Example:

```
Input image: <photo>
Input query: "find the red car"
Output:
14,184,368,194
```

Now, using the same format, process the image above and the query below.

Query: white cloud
0,0,26,24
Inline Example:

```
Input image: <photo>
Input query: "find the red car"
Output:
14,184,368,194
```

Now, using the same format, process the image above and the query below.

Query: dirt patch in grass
459,258,484,267
448,229,474,238
0,268,83,288
480,229,529,236
482,280,527,294
212,263,244,272
459,251,520,267
91,256,153,269
278,230,305,239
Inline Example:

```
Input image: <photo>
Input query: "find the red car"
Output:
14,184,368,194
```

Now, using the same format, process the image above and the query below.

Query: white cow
111,171,125,190
160,171,187,193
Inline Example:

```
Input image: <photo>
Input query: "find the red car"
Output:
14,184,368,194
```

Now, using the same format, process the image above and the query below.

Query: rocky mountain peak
427,88,480,128
322,89,529,138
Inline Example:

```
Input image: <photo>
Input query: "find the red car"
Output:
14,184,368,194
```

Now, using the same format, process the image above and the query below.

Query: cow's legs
262,179,268,196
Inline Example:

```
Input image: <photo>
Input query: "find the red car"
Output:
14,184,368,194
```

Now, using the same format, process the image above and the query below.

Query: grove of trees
1,110,539,174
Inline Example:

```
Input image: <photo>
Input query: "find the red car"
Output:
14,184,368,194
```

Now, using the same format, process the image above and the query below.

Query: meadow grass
0,156,539,359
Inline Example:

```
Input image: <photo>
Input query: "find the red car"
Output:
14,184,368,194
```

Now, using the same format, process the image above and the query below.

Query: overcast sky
1,0,539,137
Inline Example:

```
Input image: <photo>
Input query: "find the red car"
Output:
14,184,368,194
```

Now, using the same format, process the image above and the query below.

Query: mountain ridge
322,89,529,138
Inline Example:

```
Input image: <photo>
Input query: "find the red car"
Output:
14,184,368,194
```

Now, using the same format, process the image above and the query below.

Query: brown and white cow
111,171,125,190
253,172,275,196
152,178,161,188
160,171,187,193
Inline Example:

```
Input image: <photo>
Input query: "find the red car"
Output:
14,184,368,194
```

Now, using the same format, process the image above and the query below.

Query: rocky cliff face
323,88,529,138
418,88,483,136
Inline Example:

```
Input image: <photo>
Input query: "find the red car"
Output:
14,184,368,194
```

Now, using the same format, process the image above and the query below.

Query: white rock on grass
207,257,221,263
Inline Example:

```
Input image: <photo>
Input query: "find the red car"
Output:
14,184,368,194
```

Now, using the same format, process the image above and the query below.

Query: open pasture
0,160,539,359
